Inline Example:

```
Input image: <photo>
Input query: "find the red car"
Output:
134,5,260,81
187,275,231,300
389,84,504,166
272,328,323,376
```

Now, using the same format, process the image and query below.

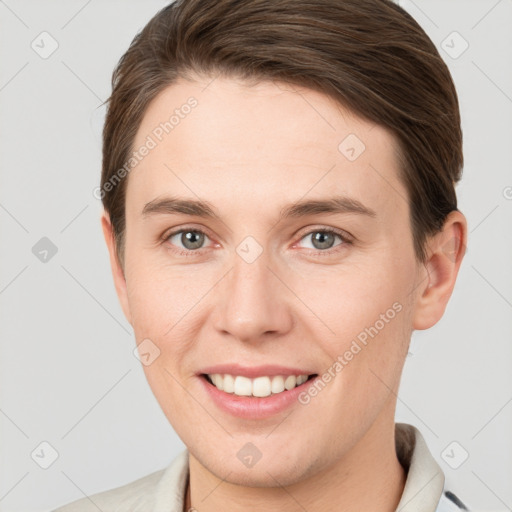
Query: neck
184,416,406,512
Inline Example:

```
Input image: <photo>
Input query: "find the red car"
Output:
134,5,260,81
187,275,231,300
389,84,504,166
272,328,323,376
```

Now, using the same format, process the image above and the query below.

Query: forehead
128,76,406,217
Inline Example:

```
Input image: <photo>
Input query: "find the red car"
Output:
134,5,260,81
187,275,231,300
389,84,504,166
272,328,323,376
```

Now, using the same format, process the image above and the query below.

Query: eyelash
162,225,353,258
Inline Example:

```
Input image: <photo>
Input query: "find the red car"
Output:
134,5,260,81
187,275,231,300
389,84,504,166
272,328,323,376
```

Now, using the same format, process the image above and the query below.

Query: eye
165,227,212,254
163,226,352,257
296,228,351,254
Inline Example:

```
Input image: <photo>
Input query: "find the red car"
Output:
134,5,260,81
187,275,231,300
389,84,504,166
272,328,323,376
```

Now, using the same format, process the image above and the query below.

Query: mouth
196,364,320,418
201,373,318,398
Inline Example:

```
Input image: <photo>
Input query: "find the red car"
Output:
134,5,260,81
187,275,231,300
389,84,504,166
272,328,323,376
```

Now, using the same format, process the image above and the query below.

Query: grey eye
300,231,343,251
169,230,207,250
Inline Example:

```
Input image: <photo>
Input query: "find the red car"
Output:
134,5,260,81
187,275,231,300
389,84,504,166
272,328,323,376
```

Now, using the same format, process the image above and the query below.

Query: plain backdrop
0,1,511,511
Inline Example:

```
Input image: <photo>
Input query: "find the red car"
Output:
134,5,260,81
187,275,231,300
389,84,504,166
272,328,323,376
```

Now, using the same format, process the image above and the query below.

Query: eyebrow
142,197,218,218
280,196,376,219
142,195,377,220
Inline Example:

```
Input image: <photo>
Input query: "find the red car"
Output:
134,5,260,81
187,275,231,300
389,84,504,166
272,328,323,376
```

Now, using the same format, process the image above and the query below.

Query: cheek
124,256,217,399
300,257,412,338
302,255,414,393
124,256,204,335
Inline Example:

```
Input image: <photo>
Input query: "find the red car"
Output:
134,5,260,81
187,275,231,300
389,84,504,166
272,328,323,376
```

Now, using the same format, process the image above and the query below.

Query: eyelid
290,226,353,257
162,224,353,256
293,224,354,244
162,224,217,250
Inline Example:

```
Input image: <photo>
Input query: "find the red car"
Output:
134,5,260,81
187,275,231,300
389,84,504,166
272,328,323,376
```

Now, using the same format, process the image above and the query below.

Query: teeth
297,375,308,385
223,374,235,393
271,376,285,394
284,375,296,390
207,373,310,397
253,376,272,397
234,376,252,396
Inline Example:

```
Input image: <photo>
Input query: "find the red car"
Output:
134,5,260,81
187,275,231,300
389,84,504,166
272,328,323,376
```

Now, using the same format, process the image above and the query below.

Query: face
104,76,449,486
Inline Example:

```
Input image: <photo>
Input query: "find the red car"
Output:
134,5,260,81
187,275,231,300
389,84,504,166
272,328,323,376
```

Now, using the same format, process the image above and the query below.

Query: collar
394,423,445,511
153,422,445,512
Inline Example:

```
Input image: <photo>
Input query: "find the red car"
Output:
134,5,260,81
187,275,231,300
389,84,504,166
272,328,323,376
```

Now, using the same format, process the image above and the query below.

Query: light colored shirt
53,422,469,512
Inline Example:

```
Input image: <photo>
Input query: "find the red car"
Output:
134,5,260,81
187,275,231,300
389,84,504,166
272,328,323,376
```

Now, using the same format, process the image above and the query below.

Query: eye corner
295,226,353,253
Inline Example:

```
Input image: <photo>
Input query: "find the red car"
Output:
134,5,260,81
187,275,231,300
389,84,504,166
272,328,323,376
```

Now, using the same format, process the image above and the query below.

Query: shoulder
52,449,189,512
394,424,471,512
52,468,165,512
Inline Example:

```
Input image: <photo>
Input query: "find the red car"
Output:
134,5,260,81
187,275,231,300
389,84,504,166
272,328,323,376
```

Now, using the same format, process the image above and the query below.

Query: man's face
115,76,426,485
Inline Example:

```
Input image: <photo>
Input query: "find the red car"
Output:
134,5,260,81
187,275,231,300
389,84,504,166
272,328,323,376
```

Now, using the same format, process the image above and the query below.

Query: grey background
0,1,511,511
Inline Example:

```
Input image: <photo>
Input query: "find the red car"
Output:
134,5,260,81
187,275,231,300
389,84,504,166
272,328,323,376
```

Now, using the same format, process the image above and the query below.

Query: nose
211,246,294,344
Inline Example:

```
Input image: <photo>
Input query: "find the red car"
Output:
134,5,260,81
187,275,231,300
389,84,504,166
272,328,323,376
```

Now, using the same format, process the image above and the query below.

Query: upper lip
198,364,317,379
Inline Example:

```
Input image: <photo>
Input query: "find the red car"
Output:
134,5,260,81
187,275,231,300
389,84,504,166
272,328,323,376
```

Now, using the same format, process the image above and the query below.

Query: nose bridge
213,239,293,341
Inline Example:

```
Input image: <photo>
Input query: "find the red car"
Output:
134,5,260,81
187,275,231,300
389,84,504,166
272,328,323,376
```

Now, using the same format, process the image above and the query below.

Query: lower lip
199,375,318,419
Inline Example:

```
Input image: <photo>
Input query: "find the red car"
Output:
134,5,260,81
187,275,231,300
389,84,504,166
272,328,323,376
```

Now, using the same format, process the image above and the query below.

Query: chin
194,443,323,488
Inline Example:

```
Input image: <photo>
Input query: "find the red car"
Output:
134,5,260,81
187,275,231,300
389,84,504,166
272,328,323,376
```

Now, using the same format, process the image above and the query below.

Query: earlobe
101,211,132,326
412,210,467,330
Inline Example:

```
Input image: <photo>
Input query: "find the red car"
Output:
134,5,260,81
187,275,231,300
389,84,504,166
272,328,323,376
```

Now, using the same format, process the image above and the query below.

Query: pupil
179,231,334,251
313,231,334,250
182,231,204,250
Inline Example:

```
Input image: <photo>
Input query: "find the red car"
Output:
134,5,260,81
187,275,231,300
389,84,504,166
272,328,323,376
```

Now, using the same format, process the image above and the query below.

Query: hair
101,0,463,265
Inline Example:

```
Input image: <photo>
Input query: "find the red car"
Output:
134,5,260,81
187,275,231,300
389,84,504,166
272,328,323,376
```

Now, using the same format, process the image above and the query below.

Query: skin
102,75,467,512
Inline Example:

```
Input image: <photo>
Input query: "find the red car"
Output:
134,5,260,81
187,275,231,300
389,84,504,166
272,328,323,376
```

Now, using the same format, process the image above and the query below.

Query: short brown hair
101,0,463,264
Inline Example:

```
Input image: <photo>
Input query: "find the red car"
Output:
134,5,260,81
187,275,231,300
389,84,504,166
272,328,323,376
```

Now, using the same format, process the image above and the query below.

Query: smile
204,373,315,397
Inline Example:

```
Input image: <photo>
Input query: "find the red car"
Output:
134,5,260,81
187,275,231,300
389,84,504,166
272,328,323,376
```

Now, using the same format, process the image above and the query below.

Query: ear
412,210,467,330
101,211,132,326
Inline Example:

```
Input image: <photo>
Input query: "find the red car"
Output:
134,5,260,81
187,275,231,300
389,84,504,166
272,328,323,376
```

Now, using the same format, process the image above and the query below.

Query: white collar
153,423,445,512
394,423,445,511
